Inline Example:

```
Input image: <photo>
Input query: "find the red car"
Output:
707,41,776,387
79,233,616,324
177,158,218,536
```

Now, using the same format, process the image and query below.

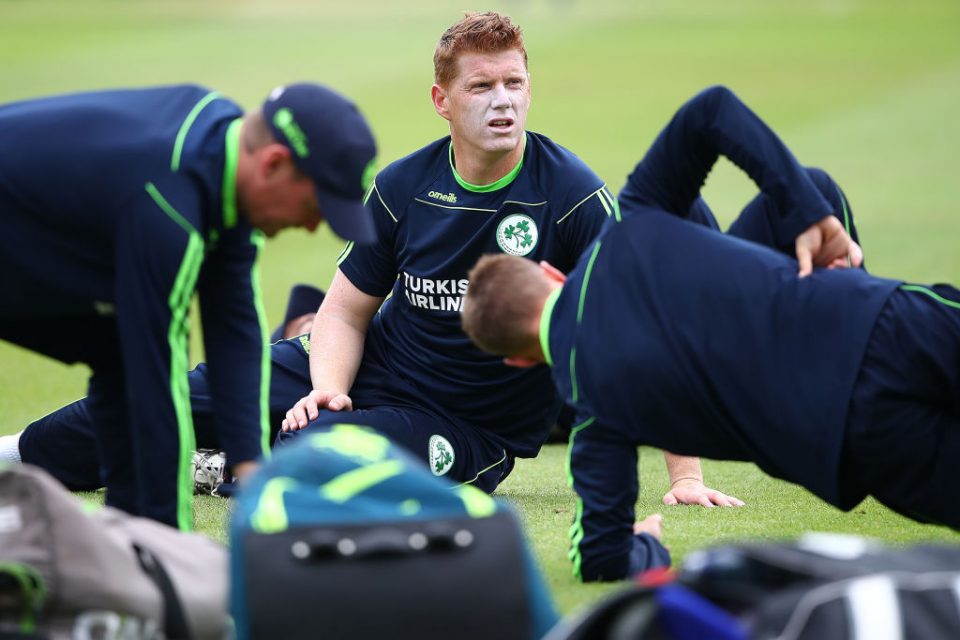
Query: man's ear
431,84,451,121
259,143,293,179
503,356,539,368
539,260,567,284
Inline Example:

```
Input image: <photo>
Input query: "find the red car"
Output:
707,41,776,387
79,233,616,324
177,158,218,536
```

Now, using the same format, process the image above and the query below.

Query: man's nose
490,83,511,109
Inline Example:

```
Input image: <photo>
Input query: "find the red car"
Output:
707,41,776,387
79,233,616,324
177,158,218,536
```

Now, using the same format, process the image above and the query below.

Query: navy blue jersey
548,86,901,581
338,132,613,457
0,86,271,521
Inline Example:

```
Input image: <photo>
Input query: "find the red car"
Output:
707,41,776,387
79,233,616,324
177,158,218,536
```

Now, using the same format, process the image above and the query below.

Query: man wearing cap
0,82,377,529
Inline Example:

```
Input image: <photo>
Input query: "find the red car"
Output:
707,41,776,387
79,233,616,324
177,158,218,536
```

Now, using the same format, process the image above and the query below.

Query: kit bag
0,462,230,640
546,534,960,640
230,424,558,640
681,534,960,639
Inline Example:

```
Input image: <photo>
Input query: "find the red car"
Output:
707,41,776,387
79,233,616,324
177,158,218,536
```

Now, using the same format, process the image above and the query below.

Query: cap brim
269,283,326,343
317,187,377,244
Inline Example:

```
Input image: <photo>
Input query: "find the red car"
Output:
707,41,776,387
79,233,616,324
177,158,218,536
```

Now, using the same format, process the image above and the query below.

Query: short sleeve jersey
337,132,613,456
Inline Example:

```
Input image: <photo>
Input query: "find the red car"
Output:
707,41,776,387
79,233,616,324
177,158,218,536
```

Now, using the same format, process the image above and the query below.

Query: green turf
1,0,958,616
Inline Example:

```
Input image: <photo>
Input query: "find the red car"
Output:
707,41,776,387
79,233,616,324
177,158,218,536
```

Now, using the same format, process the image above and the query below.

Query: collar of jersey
448,133,526,193
538,287,562,367
220,118,242,229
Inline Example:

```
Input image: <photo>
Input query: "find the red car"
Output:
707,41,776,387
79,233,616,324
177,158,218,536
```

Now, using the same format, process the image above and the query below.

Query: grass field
1,0,958,618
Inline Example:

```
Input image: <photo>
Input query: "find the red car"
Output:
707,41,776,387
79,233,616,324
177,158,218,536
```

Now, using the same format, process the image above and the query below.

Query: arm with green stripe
197,226,271,466
114,184,205,530
568,419,671,582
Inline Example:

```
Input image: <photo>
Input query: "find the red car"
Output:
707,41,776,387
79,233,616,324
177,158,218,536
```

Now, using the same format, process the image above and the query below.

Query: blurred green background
1,0,958,615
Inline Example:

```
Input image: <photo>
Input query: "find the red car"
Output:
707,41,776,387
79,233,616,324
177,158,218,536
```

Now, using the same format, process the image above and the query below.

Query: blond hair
462,254,549,356
433,12,528,87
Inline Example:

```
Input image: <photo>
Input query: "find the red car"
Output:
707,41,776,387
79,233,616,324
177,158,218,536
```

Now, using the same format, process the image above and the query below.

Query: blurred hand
281,389,353,432
231,461,259,483
633,513,665,539
795,215,863,277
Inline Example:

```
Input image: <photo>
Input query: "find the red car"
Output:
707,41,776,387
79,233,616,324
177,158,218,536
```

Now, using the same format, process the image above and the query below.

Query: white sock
0,432,23,463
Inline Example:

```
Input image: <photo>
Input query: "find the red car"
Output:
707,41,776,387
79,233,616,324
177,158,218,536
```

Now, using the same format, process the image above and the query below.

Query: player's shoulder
159,84,243,118
369,137,449,211
524,131,605,204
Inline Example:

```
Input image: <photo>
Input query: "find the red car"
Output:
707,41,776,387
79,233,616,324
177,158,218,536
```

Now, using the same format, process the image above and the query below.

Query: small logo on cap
273,108,310,158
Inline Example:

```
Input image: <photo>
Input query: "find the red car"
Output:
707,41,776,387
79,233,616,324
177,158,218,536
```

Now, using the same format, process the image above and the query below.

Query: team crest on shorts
428,435,455,477
496,214,538,257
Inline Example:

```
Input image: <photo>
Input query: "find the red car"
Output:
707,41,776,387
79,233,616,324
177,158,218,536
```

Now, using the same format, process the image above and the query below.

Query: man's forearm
308,307,366,394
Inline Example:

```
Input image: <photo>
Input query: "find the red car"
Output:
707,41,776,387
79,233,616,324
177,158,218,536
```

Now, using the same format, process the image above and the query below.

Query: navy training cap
262,83,378,243
269,284,325,343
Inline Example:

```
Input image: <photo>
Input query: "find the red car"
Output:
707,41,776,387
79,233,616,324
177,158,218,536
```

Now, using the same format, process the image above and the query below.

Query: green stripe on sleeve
577,241,603,324
538,288,562,367
221,118,242,229
336,241,355,265
171,91,221,171
564,416,595,580
605,187,622,223
900,284,960,309
145,183,196,234
167,231,205,531
836,185,851,237
569,348,579,404
596,190,612,218
249,230,272,458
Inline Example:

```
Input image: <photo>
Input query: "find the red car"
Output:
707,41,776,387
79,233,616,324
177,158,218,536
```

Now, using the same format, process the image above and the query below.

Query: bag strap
0,562,47,639
132,544,192,640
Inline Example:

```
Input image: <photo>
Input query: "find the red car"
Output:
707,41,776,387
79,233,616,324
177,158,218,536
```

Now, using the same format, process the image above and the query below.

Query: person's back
0,85,236,307
560,210,899,505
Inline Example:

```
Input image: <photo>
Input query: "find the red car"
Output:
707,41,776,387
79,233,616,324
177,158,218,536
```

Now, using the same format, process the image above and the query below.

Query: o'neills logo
428,191,458,203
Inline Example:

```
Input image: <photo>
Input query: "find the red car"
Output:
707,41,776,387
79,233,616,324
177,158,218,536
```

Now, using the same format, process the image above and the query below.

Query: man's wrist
669,475,703,487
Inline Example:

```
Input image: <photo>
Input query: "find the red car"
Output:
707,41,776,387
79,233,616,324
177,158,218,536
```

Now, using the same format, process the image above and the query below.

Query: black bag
547,534,960,640
230,426,559,640
681,533,960,639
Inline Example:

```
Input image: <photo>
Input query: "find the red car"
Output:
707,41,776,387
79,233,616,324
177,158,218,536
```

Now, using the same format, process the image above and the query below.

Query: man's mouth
488,118,514,130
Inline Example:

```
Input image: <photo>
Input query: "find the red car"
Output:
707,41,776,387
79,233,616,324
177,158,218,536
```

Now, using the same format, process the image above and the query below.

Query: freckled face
437,49,530,157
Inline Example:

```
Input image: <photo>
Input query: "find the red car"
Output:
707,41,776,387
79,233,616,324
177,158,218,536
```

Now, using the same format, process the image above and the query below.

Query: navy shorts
20,334,515,494
275,342,514,494
844,284,960,528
